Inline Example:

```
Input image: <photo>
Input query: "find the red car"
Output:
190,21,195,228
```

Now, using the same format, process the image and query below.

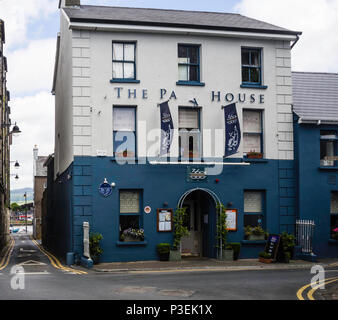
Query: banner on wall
224,103,241,157
159,100,174,156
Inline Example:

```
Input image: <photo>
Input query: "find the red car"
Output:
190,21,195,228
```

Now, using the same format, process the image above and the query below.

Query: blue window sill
111,157,138,163
240,84,268,89
176,81,205,87
110,79,140,83
116,240,147,246
319,166,338,170
241,240,267,245
329,239,338,244
243,157,268,163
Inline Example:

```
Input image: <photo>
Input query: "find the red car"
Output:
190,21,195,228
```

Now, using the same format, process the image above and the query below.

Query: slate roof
292,72,338,122
63,5,301,36
35,156,48,177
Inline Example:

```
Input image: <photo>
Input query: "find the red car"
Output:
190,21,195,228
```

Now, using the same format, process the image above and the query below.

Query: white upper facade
53,3,301,176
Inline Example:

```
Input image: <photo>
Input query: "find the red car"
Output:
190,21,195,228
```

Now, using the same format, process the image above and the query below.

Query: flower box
248,234,265,241
169,249,181,261
246,152,263,159
123,235,141,242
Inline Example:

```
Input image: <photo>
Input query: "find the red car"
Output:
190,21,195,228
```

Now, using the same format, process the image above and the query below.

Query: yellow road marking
0,239,15,271
30,237,87,275
307,277,338,300
297,276,338,300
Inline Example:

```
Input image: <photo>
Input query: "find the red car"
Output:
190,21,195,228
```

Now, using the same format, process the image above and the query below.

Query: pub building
44,0,337,264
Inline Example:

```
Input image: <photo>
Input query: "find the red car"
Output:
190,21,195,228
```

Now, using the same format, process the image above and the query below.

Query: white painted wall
54,13,295,173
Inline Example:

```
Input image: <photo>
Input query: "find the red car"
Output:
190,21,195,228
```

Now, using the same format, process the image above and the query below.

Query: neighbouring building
293,72,338,258
33,145,48,239
0,20,11,252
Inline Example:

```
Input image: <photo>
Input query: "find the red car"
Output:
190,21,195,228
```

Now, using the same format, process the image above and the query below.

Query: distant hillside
11,188,33,204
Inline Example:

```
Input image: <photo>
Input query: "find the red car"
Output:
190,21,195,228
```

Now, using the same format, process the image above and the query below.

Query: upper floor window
241,48,262,85
113,107,136,158
177,45,201,84
320,130,338,167
178,108,201,160
243,109,263,157
112,42,136,80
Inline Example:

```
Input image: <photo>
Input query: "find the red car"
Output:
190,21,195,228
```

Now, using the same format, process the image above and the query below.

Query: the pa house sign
187,166,207,182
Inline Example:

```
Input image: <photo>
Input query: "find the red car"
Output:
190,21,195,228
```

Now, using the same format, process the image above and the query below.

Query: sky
1,0,338,192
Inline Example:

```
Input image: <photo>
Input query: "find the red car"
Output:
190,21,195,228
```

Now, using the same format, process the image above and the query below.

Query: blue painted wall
294,119,338,257
50,156,296,262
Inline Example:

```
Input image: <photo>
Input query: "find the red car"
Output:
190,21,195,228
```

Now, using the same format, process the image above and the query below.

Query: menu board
157,209,173,232
226,209,237,231
265,234,281,261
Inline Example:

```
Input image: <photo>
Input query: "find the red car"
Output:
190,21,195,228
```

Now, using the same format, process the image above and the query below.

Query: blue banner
159,100,174,156
224,103,241,157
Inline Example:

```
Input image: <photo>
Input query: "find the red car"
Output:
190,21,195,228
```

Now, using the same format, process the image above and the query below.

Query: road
0,233,337,300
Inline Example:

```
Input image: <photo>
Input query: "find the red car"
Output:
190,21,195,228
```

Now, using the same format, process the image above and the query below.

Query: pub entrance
179,189,219,258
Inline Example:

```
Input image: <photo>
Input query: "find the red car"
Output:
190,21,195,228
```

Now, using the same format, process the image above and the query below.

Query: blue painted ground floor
43,156,338,263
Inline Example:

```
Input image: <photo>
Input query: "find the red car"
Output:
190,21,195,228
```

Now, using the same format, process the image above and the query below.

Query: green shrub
89,232,103,263
228,242,241,260
172,207,190,250
156,243,171,254
259,251,272,259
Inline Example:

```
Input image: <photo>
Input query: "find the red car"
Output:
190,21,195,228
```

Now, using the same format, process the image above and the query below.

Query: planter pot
259,257,273,264
158,252,170,261
123,235,141,242
246,153,263,159
221,249,234,261
248,234,265,241
169,250,181,261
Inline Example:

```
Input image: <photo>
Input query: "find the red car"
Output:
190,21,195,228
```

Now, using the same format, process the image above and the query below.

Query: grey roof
64,5,301,36
292,72,338,122
35,156,48,177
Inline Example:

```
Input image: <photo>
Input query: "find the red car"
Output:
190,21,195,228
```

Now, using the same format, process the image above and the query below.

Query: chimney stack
59,0,81,8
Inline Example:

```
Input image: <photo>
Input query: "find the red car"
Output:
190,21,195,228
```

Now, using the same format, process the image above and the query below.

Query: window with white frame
112,42,136,80
113,107,136,158
320,130,338,167
243,109,263,156
178,108,201,160
244,190,265,228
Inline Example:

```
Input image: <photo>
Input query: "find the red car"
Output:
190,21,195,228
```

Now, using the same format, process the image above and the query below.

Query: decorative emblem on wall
187,166,207,182
144,206,152,214
98,178,113,197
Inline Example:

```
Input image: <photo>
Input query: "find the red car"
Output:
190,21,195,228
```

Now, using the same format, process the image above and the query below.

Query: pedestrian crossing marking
17,260,47,266
19,248,36,253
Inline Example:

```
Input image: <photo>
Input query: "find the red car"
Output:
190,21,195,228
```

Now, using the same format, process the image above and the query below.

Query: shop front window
243,190,265,229
330,191,338,240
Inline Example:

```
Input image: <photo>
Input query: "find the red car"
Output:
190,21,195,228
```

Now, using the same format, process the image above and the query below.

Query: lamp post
23,192,27,234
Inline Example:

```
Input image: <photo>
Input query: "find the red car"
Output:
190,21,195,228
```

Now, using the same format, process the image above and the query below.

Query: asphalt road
0,233,337,300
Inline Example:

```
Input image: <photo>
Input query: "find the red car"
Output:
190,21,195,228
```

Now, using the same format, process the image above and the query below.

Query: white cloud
10,91,55,190
235,0,338,72
0,0,58,50
6,38,56,96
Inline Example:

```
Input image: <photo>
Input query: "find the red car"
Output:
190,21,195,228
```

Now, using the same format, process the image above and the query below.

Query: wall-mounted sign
98,178,112,197
226,209,237,231
157,208,173,232
144,206,151,214
187,166,207,182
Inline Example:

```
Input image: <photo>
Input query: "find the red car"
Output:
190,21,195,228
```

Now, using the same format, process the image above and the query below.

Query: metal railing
296,220,315,253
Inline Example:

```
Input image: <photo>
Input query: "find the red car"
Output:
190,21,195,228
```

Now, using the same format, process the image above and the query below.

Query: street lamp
10,174,19,179
10,160,20,168
2,121,21,137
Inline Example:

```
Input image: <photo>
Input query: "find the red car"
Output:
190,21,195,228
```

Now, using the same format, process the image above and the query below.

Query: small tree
172,207,190,250
216,203,228,250
89,232,103,263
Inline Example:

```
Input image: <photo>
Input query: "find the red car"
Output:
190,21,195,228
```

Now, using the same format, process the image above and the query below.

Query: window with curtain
243,109,263,155
113,107,136,158
112,42,136,80
244,190,265,229
320,130,338,167
178,108,201,160
330,191,338,239
178,45,200,83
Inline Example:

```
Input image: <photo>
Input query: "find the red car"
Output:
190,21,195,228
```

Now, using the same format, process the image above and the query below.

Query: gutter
291,34,300,49
51,33,60,95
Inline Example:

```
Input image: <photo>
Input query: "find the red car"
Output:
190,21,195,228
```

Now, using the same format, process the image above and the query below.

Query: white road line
16,272,50,275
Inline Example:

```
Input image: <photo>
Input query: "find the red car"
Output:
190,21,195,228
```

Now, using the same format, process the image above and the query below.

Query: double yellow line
297,276,338,300
0,238,15,271
31,238,87,275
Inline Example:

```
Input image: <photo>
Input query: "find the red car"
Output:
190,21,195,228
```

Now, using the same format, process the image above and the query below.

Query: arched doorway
177,188,221,258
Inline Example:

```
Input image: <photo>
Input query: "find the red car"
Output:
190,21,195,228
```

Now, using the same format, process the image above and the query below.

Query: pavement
92,256,338,273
